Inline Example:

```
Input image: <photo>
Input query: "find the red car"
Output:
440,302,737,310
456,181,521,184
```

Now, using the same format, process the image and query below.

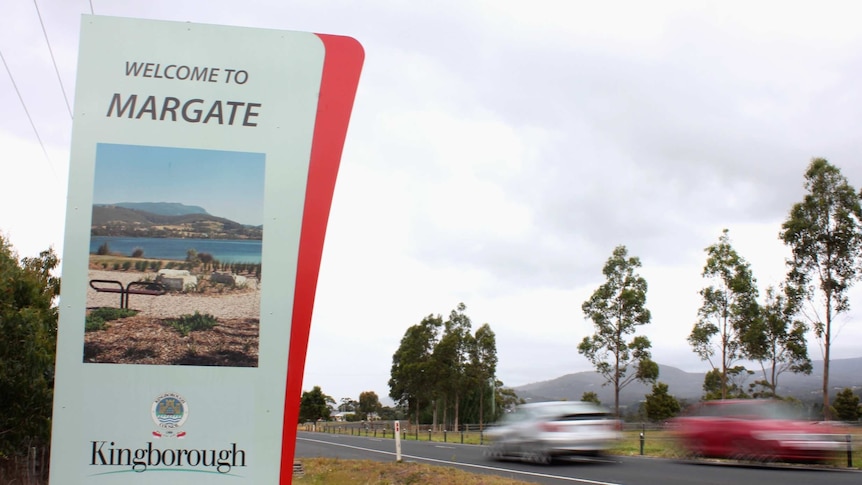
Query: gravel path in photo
87,269,260,319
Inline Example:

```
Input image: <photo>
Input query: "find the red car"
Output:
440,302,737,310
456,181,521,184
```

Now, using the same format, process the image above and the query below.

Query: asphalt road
295,431,861,485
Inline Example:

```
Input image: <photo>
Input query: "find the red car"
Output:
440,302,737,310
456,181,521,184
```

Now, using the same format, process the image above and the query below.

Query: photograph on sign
83,143,264,367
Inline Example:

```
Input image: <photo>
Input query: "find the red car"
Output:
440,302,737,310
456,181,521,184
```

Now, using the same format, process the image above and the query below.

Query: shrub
89,307,138,321
84,316,107,332
131,247,144,258
84,308,138,331
122,261,132,271
97,241,110,255
166,312,218,336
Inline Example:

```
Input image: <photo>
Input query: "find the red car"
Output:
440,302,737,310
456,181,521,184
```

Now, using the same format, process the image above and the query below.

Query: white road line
298,437,623,485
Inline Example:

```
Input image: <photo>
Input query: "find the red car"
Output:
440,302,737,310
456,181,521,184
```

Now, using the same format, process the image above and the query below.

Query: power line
32,0,73,119
0,47,57,178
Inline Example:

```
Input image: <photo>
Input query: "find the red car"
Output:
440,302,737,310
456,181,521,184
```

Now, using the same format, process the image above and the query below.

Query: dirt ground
83,314,259,367
83,268,260,367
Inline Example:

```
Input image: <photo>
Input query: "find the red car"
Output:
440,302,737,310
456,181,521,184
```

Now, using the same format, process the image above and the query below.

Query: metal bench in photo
89,279,167,309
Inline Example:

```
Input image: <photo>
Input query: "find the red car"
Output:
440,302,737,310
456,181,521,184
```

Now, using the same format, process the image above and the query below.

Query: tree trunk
823,298,832,420
454,392,460,432
479,385,484,431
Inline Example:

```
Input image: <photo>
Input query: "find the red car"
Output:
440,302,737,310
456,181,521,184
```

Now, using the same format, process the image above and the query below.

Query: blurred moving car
669,399,846,463
484,401,622,464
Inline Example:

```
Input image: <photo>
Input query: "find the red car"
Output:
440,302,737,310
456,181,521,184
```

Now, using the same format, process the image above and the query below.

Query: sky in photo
93,143,266,226
2,0,862,404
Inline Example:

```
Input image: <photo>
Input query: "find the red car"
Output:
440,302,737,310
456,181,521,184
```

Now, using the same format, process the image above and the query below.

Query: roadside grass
294,457,534,484
613,430,684,457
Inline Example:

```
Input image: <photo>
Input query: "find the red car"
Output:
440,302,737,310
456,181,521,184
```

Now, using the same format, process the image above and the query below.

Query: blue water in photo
90,236,262,264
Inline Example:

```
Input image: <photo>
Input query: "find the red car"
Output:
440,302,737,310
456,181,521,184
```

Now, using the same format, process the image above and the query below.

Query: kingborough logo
151,392,188,439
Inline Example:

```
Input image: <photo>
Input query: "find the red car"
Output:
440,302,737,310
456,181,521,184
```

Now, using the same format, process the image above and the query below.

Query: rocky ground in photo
83,269,260,367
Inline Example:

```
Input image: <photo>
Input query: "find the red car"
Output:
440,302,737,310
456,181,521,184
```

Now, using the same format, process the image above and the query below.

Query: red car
669,399,846,463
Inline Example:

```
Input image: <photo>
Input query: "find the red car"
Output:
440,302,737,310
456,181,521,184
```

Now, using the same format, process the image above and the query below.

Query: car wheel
484,442,505,461
731,439,758,462
525,444,552,465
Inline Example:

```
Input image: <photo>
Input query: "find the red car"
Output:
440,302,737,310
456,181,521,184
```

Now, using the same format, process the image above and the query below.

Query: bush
88,307,138,321
84,308,138,332
85,316,107,332
166,312,218,337
122,261,132,271
0,235,59,457
131,247,144,258
97,241,110,255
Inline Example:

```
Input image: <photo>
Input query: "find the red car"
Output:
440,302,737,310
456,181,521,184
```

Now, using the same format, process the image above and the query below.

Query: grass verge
294,457,534,484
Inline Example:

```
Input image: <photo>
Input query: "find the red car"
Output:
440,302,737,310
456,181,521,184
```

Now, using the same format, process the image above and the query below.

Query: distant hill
91,202,262,240
110,202,209,216
514,357,862,411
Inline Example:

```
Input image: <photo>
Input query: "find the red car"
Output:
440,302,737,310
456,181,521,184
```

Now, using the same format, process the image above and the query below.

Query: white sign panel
50,15,361,484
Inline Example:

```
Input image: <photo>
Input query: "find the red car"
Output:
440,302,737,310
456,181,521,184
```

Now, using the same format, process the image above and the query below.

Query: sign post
50,15,362,485
394,421,402,462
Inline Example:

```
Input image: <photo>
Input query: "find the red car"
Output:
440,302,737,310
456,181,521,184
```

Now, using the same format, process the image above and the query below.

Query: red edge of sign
279,34,364,484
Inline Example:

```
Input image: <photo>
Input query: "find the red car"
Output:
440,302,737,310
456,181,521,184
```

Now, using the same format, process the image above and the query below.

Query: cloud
3,1,862,404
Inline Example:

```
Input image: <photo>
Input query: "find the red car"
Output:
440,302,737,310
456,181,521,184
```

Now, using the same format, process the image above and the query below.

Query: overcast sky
3,1,862,404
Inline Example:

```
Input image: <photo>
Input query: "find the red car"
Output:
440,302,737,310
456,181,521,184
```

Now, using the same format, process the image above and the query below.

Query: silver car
485,401,621,464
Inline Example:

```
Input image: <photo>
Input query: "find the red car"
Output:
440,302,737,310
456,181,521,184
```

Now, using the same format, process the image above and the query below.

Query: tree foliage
644,382,681,422
389,304,504,429
388,314,441,424
433,303,473,431
746,285,811,398
469,323,498,430
831,388,860,422
358,391,382,420
780,158,862,420
580,392,601,405
298,386,335,423
688,229,759,400
0,235,59,457
579,245,657,417
701,367,752,400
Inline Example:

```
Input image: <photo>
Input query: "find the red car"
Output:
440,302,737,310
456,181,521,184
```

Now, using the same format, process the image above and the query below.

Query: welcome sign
50,15,362,484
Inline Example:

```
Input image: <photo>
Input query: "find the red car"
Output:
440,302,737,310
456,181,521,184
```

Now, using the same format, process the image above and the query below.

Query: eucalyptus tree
468,323,498,430
433,303,473,431
745,285,811,397
780,158,862,419
579,245,658,416
688,229,759,400
388,314,442,424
